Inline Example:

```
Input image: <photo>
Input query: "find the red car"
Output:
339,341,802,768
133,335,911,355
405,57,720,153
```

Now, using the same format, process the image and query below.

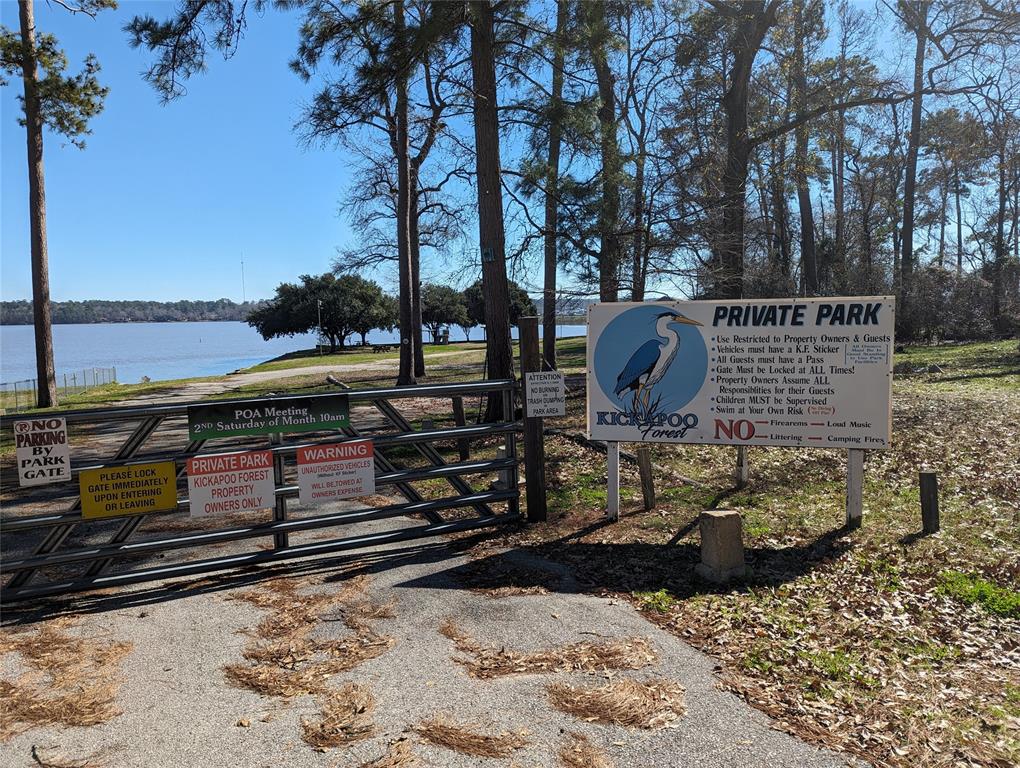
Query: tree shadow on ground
400,522,855,601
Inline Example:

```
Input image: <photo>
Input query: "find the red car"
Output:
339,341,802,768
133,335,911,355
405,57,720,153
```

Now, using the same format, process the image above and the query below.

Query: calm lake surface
0,322,586,385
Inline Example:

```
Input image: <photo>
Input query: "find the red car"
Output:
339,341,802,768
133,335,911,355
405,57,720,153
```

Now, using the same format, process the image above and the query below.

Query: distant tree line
248,273,535,352
0,299,263,325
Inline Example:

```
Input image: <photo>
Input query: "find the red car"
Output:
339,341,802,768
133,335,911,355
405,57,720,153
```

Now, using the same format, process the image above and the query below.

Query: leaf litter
438,618,656,679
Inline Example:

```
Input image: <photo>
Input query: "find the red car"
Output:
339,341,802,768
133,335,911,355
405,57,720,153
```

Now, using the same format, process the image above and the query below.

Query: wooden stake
518,317,547,522
607,441,620,521
920,470,940,534
735,445,749,489
846,448,864,530
451,396,470,461
637,446,655,509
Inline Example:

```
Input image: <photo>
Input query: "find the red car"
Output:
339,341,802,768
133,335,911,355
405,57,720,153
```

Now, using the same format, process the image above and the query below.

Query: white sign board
186,450,275,518
525,371,566,417
587,297,894,449
14,417,71,486
297,440,376,506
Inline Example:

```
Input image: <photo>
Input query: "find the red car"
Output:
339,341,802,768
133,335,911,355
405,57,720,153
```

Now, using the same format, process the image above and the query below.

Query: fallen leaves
438,619,656,679
547,678,686,729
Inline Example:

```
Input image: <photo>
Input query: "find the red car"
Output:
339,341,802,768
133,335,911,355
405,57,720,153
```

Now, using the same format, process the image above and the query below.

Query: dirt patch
300,682,376,748
0,620,132,741
547,678,686,729
414,715,529,758
439,619,656,679
558,732,614,768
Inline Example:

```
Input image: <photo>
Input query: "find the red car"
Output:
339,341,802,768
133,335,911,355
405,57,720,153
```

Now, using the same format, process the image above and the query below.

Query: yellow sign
79,461,178,519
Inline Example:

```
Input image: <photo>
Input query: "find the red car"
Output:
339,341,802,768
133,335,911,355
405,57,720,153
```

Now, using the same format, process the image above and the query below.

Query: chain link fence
0,366,117,413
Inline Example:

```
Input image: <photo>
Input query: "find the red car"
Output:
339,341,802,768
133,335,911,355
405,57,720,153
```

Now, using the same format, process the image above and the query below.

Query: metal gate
0,380,520,603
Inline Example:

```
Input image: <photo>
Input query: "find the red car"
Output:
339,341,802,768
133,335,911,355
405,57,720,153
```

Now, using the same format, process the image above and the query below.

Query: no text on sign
186,450,275,518
15,417,71,487
297,439,376,506
187,394,350,440
525,371,566,417
79,461,178,519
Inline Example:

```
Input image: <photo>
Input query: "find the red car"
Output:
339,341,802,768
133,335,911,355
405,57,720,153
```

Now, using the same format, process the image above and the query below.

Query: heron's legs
631,384,642,416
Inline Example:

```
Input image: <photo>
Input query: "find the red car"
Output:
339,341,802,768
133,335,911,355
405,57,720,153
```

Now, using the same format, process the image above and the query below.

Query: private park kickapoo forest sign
586,297,894,449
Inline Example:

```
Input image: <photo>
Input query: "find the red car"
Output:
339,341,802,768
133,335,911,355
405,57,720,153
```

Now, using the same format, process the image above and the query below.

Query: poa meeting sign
587,297,894,449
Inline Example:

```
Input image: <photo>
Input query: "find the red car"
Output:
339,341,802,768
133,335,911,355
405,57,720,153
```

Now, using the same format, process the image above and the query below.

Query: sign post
518,317,548,522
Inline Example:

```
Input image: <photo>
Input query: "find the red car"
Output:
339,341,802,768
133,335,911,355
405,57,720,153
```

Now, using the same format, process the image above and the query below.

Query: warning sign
14,417,71,486
79,461,178,519
525,371,566,417
296,440,375,506
186,450,275,518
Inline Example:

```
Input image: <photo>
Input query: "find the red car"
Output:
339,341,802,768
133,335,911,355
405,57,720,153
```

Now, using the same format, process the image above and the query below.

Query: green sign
187,395,350,440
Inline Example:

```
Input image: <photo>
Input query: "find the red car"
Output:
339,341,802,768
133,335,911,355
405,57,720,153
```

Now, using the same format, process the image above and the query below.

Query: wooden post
518,316,548,522
637,446,655,509
845,448,864,530
920,470,940,534
735,445,749,489
607,441,620,521
270,432,289,549
452,396,470,461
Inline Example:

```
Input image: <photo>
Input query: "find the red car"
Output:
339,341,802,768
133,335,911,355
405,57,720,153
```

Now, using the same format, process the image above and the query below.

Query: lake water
0,322,586,385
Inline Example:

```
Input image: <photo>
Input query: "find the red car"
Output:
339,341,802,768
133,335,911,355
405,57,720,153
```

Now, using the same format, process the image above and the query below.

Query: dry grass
414,715,529,758
558,733,614,768
547,678,686,729
223,574,394,699
439,619,656,679
300,682,375,748
358,736,418,768
0,623,132,741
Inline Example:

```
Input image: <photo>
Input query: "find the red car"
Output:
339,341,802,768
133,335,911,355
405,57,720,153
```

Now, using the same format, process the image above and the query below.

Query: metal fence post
518,316,547,523
270,432,289,549
501,382,520,520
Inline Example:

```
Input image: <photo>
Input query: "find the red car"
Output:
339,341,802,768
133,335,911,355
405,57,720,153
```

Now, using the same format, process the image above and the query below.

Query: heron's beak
671,314,703,327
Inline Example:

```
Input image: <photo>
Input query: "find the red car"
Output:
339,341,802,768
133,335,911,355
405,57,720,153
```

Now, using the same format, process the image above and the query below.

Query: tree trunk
588,0,621,302
900,0,929,329
394,0,416,385
18,0,57,408
631,152,647,301
955,169,964,275
993,145,1007,333
543,0,567,369
793,0,817,294
714,2,777,300
937,189,947,269
469,1,514,421
410,183,425,377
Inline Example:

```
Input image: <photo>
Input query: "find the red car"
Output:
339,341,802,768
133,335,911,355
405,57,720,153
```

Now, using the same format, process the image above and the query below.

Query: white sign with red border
14,417,71,486
186,450,275,518
297,440,375,506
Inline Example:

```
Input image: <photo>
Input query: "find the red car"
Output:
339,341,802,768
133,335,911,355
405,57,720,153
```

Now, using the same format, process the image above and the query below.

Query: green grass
634,588,677,613
244,341,488,372
895,339,1019,393
937,571,1020,618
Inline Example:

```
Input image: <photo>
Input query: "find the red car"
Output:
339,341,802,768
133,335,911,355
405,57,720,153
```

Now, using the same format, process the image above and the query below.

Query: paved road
0,516,854,768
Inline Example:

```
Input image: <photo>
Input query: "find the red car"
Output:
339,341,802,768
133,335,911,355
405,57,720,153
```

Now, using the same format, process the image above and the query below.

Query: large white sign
297,440,376,506
14,417,71,486
525,371,566,417
587,298,894,449
186,450,275,518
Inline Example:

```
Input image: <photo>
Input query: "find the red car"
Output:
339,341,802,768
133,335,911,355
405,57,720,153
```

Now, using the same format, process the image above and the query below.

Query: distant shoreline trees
1,299,264,326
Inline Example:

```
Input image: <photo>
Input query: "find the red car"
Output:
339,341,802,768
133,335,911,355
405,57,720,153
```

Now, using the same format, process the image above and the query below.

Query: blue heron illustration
613,310,703,423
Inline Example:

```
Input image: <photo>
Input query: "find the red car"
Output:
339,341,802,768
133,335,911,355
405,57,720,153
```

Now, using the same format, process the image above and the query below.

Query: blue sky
1,0,353,302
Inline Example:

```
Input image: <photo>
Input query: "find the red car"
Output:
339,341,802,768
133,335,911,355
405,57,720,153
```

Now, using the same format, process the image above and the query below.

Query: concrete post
695,510,751,583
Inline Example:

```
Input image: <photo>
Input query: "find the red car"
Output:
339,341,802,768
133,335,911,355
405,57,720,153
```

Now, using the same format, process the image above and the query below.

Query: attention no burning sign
297,440,376,506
